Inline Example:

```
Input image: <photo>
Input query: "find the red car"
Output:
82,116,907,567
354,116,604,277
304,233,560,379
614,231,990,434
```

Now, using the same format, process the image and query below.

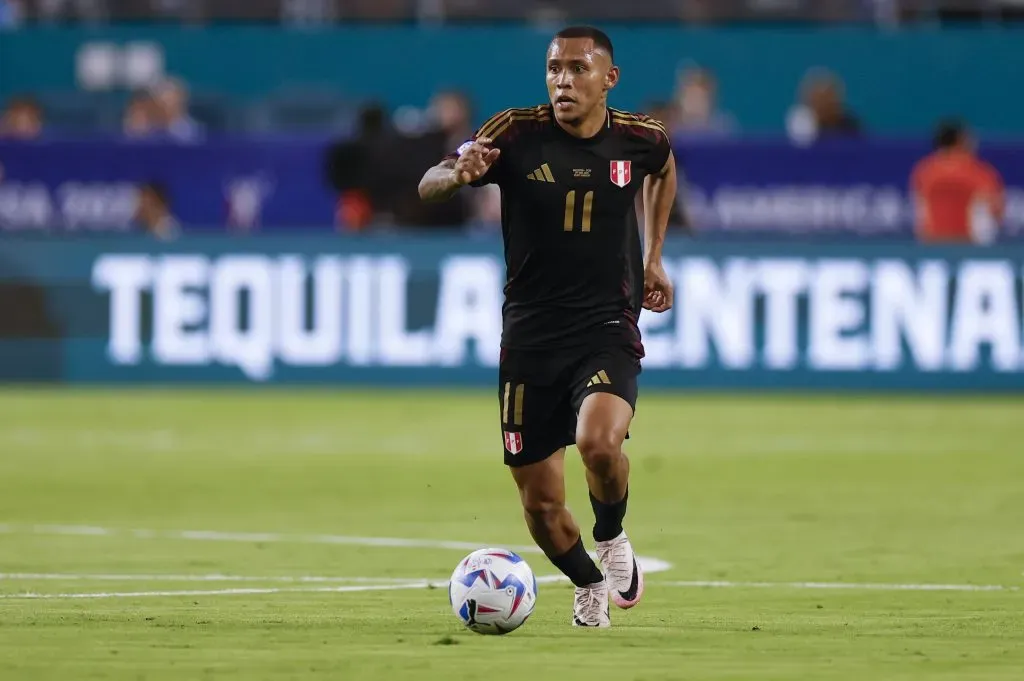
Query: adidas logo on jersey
527,163,556,182
587,371,612,388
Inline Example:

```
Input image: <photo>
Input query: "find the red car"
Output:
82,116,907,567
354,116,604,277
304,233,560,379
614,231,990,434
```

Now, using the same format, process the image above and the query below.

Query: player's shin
583,448,643,609
579,436,631,541
521,503,603,587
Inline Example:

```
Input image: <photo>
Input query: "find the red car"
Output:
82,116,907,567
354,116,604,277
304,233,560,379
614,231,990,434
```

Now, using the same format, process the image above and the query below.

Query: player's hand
452,137,501,186
643,261,674,313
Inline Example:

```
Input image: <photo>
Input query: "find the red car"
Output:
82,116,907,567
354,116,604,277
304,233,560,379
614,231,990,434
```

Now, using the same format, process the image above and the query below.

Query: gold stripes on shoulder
476,105,551,141
610,109,668,137
611,115,669,136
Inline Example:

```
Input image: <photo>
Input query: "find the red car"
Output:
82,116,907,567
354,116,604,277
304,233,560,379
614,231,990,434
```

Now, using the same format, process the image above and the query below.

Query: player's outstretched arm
418,137,500,202
642,150,677,313
418,159,464,203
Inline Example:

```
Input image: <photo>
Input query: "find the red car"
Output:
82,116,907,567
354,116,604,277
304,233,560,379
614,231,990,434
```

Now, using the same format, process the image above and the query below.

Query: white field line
0,573,425,584
0,582,444,600
1,573,1014,594
3,523,541,552
0,574,572,600
1,523,1017,599
1,575,1018,600
658,580,1019,593
0,523,674,574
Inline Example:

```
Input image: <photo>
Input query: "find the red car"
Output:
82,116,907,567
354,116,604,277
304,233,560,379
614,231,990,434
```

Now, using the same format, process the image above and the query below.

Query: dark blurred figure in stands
325,102,395,230
911,119,1005,245
425,90,506,230
151,77,205,143
413,89,489,227
385,89,475,228
673,66,737,139
0,96,43,140
327,93,476,230
133,182,180,241
786,68,861,145
123,91,159,139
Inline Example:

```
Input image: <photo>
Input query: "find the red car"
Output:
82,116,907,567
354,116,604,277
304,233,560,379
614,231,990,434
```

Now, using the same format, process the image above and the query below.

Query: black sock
549,536,604,588
590,487,628,542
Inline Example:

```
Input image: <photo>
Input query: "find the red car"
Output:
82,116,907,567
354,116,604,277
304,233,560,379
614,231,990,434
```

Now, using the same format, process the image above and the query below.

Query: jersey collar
550,105,611,145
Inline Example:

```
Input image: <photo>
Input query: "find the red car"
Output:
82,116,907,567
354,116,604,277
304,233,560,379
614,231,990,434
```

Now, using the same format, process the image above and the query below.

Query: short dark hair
553,26,614,62
933,118,968,150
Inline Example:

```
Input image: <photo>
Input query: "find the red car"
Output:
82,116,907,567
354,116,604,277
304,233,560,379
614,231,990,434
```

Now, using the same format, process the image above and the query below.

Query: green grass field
1,389,1022,680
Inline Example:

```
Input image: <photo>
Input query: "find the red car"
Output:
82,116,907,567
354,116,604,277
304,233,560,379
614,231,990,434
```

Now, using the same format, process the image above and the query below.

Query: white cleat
596,531,644,609
571,580,610,628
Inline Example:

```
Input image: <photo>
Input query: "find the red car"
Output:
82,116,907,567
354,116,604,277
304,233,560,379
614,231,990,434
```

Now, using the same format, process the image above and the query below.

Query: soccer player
418,26,676,628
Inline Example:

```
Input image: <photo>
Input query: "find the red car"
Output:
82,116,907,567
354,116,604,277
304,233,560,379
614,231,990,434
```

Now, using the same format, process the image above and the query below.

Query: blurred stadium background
1,3,1023,680
2,0,1024,385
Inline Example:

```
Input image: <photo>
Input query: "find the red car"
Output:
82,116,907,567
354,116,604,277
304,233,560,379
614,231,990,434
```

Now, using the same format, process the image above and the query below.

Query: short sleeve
647,119,672,174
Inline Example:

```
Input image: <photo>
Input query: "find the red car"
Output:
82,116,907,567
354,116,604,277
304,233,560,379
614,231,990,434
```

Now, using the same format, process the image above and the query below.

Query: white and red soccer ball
449,548,537,635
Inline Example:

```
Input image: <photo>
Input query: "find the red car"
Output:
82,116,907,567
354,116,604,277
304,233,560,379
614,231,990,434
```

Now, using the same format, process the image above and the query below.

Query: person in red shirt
911,120,1005,244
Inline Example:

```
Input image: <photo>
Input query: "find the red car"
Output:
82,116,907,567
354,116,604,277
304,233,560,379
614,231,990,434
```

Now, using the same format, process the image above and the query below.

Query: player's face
546,38,618,125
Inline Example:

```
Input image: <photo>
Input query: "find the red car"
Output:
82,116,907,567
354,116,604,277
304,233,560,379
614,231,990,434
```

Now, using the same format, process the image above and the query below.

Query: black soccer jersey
446,104,671,352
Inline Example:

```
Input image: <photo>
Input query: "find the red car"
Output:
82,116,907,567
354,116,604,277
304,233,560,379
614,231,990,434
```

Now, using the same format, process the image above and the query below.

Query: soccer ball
449,547,537,635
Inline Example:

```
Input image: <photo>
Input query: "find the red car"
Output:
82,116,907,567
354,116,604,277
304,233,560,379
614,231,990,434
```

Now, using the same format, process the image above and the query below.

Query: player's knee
576,429,623,477
521,492,565,530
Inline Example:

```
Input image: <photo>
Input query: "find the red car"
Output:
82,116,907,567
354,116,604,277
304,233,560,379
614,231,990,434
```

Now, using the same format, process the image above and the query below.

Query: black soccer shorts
497,343,641,467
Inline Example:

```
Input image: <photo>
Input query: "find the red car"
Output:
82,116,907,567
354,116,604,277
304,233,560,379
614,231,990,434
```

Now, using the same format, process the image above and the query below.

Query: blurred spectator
151,77,205,142
910,119,1005,245
427,90,474,152
122,91,159,138
403,89,479,227
0,0,23,28
420,89,495,227
325,102,395,231
133,182,180,240
326,92,479,231
0,96,43,140
672,66,737,138
786,68,862,145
